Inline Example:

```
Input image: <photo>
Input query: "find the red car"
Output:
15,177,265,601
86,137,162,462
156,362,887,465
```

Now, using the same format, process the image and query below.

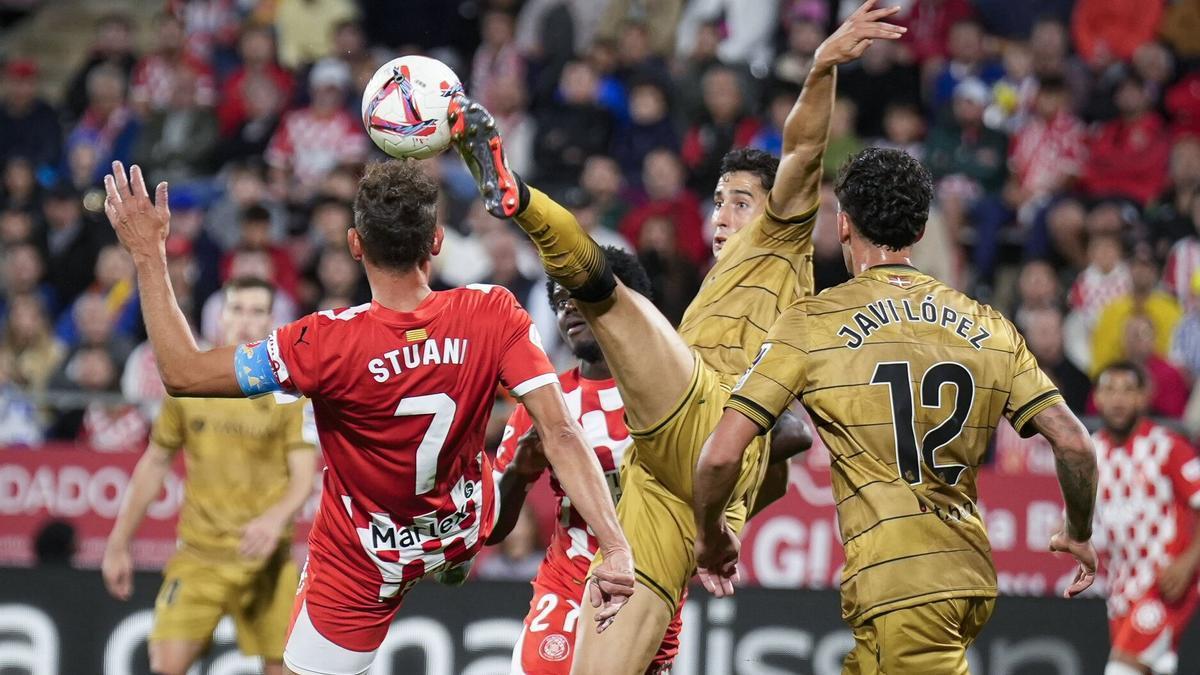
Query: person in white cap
265,57,366,200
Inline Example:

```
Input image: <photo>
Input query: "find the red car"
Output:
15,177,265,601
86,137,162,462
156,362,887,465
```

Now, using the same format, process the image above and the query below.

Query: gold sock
514,188,614,301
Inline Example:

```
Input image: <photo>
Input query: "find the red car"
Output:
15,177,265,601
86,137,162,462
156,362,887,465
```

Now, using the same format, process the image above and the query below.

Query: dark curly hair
353,160,438,270
546,245,653,304
834,148,932,251
719,148,779,192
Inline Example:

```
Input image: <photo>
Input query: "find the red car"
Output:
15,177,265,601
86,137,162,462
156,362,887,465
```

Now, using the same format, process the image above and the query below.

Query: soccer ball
361,55,463,160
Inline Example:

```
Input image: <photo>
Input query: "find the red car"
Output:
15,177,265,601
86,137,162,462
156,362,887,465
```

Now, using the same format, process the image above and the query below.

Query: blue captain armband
234,339,284,397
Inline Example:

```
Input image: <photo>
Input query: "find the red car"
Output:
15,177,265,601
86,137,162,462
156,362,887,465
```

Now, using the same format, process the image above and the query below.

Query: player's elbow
538,419,586,461
1052,427,1096,467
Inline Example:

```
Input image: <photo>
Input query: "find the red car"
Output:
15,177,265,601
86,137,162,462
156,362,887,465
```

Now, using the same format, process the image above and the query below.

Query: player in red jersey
492,246,812,675
100,159,635,675
1093,362,1200,675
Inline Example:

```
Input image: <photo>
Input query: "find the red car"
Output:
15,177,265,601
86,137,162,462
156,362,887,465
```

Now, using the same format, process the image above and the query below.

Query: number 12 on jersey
871,361,973,486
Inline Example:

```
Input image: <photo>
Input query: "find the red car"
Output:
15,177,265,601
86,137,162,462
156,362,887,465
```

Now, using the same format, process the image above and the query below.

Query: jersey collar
369,291,448,326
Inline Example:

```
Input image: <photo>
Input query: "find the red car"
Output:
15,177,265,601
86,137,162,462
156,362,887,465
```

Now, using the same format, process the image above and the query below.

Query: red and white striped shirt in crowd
1164,237,1200,307
1010,110,1087,197
130,54,217,111
1069,262,1133,320
265,106,367,187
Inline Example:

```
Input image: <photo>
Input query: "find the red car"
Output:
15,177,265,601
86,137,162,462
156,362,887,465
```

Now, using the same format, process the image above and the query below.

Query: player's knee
148,645,196,675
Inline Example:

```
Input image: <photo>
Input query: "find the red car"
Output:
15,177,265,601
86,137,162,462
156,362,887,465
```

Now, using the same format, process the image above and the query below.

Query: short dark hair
240,204,272,225
224,275,276,307
1099,361,1148,389
834,147,932,251
546,246,653,304
1037,74,1067,94
353,160,438,271
719,148,779,192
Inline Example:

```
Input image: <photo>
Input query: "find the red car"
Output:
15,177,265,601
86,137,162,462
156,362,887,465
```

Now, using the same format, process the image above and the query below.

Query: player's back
266,285,554,591
734,265,1061,624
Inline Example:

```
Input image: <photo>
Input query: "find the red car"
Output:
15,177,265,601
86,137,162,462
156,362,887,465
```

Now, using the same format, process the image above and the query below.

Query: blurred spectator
1013,259,1063,322
1006,76,1086,224
55,245,140,349
133,68,219,186
812,181,851,292
611,78,678,180
1172,275,1200,379
335,20,377,97
894,0,976,67
675,0,778,74
515,0,609,61
672,19,723,129
208,74,285,171
216,25,295,138
1021,307,1092,412
302,196,353,264
480,227,537,303
201,249,298,344
314,248,368,310
1079,73,1171,206
219,205,300,298
1092,246,1182,376
579,155,629,232
1163,197,1200,306
839,40,921,139
601,3,684,62
1113,314,1189,417
471,8,524,111
925,78,1008,290
166,189,225,312
129,12,217,115
33,520,76,567
930,19,1004,111
63,12,137,122
1161,0,1200,59
1069,229,1132,319
984,42,1037,133
49,346,148,452
771,0,827,86
1132,42,1174,105
750,85,800,157
3,156,39,214
171,0,246,73
1147,138,1200,255
638,213,700,325
0,357,41,446
205,161,288,251
1071,0,1164,66
38,185,109,307
65,65,139,189
872,102,927,160
272,0,358,70
266,58,367,201
823,98,863,177
0,59,61,172
681,66,759,193
532,60,613,193
0,293,65,394
0,208,33,245
1028,17,1091,114
583,38,629,124
0,241,55,320
489,73,536,178
620,149,706,266
476,503,545,581
52,291,137,378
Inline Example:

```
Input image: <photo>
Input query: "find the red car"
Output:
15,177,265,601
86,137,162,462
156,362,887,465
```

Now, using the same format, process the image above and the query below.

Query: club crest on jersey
539,634,570,662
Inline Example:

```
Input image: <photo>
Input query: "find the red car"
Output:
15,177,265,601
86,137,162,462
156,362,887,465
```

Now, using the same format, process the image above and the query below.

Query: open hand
814,0,906,69
511,427,548,477
103,161,171,261
101,543,134,601
588,546,635,633
696,521,741,597
1049,530,1098,598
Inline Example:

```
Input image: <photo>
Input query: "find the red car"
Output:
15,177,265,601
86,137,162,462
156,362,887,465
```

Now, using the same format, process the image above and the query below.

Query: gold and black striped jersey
677,200,816,381
727,265,1063,625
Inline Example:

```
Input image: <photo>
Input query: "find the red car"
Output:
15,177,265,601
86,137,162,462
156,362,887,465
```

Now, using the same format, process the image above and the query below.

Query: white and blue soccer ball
361,55,463,160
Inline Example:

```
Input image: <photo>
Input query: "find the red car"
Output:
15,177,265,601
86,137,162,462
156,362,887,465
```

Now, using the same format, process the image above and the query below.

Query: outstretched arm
103,162,242,397
770,0,905,217
1028,402,1099,598
693,409,763,596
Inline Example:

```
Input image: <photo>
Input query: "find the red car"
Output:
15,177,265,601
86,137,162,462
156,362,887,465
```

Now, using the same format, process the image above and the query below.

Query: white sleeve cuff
511,373,559,397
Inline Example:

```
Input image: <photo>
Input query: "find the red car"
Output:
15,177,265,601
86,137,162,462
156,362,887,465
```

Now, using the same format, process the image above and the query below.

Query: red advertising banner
0,445,319,568
2,423,1081,596
737,420,1085,596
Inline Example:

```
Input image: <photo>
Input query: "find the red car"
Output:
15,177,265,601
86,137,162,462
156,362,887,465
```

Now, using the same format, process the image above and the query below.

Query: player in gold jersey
452,4,906,672
694,147,1101,673
102,277,318,675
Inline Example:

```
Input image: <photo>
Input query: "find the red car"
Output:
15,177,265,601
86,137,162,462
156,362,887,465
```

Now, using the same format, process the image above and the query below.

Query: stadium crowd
0,0,1198,455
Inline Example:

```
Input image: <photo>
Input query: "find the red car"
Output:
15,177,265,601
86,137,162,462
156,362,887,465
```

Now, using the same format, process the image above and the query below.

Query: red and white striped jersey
129,54,216,111
1094,420,1200,617
265,106,367,187
1069,262,1132,320
495,368,630,581
265,285,556,599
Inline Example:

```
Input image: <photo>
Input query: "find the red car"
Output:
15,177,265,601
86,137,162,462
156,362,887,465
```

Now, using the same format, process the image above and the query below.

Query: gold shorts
842,596,996,675
602,354,769,610
150,545,298,659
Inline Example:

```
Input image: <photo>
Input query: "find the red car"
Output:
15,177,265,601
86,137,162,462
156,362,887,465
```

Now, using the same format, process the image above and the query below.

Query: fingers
155,181,171,222
698,567,737,597
1063,566,1095,598
130,164,150,199
111,161,131,200
860,23,905,38
849,0,878,18
862,5,902,21
850,39,874,58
